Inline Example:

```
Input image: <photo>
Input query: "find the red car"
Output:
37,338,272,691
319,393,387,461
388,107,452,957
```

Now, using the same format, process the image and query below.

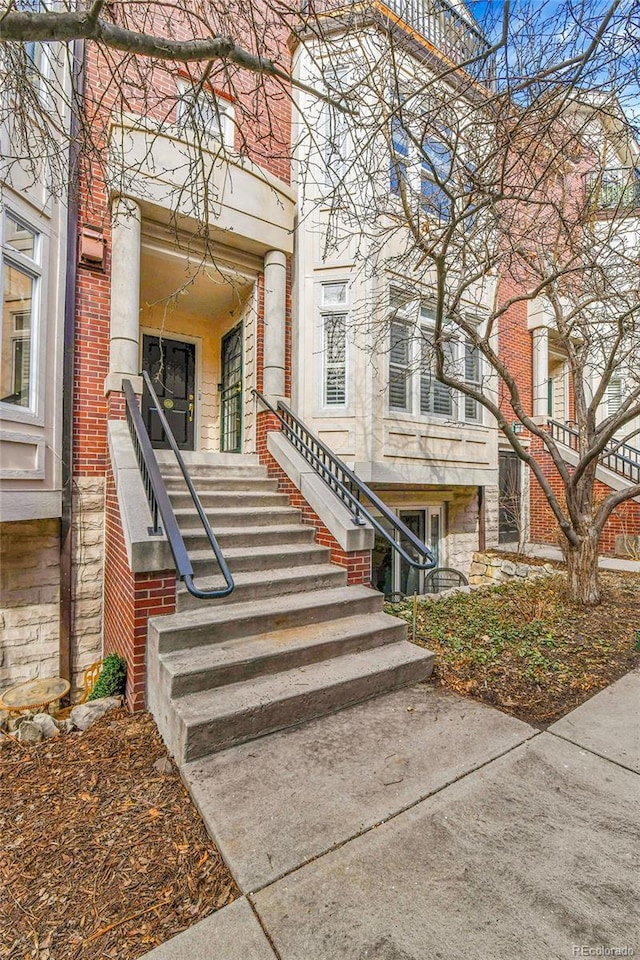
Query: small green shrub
87,653,127,701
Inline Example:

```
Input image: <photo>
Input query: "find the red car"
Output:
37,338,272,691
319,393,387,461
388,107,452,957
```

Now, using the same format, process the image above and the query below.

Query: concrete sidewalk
142,670,640,960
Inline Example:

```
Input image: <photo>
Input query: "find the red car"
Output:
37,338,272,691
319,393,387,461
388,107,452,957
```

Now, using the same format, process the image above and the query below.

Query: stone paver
183,684,534,891
138,898,276,960
549,668,640,772
253,734,640,960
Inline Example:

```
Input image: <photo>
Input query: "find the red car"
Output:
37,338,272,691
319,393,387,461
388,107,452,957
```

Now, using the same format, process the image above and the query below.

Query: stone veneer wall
69,477,106,694
468,551,556,586
0,519,61,690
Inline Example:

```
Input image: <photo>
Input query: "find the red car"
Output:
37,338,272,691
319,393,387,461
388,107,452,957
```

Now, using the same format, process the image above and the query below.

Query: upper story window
420,135,452,222
387,296,484,423
323,67,350,188
321,282,348,406
1,211,41,411
176,79,235,148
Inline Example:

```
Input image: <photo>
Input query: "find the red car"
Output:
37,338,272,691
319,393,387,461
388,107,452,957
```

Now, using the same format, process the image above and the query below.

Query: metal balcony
585,167,640,212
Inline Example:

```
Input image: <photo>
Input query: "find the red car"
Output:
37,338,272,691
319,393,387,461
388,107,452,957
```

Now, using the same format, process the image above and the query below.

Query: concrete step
163,476,279,494
159,463,267,480
156,450,260,467
172,641,434,762
159,612,408,698
181,523,316,551
189,541,330,576
173,505,302,529
168,490,290,511
149,584,383,653
176,563,347,612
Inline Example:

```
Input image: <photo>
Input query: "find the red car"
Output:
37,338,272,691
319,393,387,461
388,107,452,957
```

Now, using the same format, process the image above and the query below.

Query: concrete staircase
147,452,434,764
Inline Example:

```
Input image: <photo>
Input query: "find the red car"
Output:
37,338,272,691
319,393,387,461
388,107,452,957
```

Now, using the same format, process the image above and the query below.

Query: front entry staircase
147,452,434,764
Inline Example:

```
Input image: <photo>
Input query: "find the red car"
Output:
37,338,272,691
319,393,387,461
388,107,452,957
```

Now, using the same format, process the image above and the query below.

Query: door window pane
1,263,34,406
399,510,426,596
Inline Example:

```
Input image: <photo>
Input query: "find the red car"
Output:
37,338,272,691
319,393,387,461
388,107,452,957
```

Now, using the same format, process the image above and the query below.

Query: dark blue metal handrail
253,389,436,572
123,375,234,600
548,418,640,486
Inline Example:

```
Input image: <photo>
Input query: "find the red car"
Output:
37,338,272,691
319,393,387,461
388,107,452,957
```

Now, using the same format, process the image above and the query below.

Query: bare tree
2,0,640,604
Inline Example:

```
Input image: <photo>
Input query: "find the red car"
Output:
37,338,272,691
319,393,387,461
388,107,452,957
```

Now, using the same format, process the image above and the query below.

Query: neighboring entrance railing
253,389,437,574
548,419,640,486
122,373,234,600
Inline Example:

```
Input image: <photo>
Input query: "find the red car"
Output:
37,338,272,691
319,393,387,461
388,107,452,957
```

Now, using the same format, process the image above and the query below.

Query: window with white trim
420,317,455,418
176,79,235,147
321,282,348,406
463,337,482,421
323,67,350,187
1,211,41,410
606,377,623,417
389,320,412,411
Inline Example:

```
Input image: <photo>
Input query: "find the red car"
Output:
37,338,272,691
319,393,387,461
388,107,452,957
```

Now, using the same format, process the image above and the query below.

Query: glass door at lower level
372,506,444,598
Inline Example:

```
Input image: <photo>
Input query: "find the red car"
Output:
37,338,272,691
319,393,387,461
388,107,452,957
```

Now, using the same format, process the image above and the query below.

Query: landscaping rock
0,709,9,731
57,718,76,734
0,731,9,748
501,561,516,576
31,714,60,739
17,720,44,744
70,696,122,732
153,756,174,775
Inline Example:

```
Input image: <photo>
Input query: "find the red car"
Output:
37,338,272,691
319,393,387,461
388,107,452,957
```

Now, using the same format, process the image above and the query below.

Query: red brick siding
103,465,176,711
528,434,640,555
255,411,372,585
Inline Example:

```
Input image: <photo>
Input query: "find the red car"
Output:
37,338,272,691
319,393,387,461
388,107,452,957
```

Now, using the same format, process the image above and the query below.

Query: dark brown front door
142,334,196,450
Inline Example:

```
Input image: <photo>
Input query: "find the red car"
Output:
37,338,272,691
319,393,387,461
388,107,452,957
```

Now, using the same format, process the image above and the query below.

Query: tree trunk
565,532,600,605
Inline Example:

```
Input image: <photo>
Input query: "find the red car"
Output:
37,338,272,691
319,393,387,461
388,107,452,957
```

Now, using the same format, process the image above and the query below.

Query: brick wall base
255,411,372,585
103,464,176,711
529,434,640,556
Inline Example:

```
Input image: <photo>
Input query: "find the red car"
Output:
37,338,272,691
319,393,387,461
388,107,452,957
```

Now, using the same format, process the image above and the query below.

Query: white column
105,197,142,395
532,326,549,421
262,250,287,399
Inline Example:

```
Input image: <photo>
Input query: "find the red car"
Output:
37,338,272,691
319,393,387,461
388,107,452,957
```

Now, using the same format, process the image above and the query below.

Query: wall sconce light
512,420,524,435
79,225,105,269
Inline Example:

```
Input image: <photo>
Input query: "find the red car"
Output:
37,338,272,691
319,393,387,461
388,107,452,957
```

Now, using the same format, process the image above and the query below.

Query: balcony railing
585,167,640,212
305,0,494,81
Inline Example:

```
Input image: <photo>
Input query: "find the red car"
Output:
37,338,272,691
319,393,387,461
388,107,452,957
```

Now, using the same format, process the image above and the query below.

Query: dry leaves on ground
0,710,238,960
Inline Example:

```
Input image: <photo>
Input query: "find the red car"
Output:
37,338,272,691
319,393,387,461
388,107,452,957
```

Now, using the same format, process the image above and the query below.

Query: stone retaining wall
469,551,555,586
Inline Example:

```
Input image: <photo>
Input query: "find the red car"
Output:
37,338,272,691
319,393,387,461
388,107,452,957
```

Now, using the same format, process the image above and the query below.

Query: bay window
1,211,41,411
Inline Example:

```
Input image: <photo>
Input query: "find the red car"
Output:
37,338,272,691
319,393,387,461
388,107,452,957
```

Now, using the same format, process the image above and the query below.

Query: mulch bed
390,570,640,727
0,710,239,960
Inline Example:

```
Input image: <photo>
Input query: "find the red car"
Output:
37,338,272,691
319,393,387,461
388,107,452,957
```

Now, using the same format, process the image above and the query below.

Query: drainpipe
59,39,85,688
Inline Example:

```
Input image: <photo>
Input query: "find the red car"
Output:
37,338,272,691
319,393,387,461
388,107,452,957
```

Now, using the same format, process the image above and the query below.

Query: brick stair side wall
255,411,372,586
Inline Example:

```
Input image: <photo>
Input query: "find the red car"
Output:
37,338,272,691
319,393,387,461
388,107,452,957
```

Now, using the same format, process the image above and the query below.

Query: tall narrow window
1,212,41,410
606,377,623,417
389,321,411,411
421,135,452,222
390,112,409,196
321,282,347,406
463,338,482,422
420,328,454,417
324,67,350,187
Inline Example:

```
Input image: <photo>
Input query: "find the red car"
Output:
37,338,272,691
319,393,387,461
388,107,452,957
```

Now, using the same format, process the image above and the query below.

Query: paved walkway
501,541,640,573
142,670,640,960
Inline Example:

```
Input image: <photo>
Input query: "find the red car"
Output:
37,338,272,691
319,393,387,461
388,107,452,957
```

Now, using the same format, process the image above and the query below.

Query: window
606,377,623,417
420,136,452,222
389,107,409,196
386,296,483,424
321,282,347,406
323,67,350,186
463,338,482,421
389,320,411,411
1,211,41,410
176,79,235,147
420,323,454,418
